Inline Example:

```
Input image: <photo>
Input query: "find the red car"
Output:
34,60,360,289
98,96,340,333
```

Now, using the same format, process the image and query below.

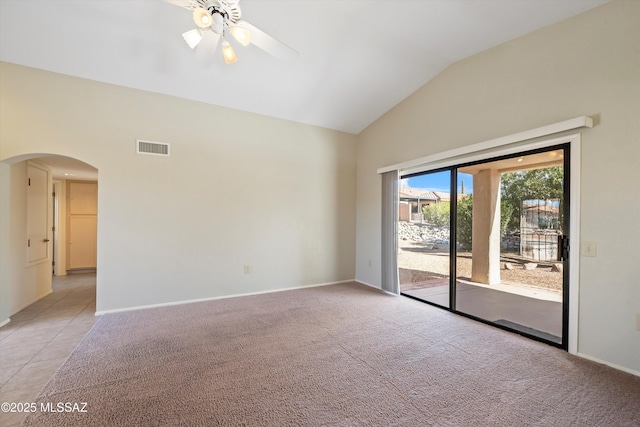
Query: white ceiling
0,0,608,134
37,155,98,181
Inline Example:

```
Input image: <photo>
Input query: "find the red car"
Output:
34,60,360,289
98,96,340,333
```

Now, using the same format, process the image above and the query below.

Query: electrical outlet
581,241,597,257
368,259,372,267
243,265,251,274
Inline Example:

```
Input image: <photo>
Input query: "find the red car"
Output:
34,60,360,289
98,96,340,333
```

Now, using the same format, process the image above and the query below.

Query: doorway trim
382,131,583,354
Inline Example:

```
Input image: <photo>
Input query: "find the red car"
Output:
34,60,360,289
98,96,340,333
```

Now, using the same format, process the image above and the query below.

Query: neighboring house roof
399,188,439,201
522,200,560,212
433,192,451,202
401,188,459,201
400,188,469,202
523,204,559,213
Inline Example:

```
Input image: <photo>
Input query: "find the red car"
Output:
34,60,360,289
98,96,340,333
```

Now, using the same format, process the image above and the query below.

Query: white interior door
67,181,97,270
27,163,49,263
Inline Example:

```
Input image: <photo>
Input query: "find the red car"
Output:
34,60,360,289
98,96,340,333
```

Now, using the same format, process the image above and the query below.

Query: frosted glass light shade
221,40,238,64
230,26,251,46
193,7,213,28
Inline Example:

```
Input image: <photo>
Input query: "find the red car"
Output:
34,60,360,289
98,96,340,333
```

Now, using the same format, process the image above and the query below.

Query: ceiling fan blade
195,30,221,64
235,20,298,60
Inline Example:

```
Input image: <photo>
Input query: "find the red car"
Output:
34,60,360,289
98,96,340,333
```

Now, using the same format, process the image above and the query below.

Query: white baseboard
10,288,52,316
87,280,640,379
354,280,380,290
95,279,356,316
0,318,10,328
577,352,640,378
355,280,400,296
353,284,638,377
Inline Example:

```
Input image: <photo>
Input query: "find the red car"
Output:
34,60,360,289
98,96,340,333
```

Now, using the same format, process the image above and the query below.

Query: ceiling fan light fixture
231,25,251,46
166,0,297,64
221,40,238,64
193,7,213,28
182,29,203,49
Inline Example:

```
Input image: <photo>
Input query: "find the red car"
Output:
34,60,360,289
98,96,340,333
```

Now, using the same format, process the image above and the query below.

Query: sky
403,171,474,194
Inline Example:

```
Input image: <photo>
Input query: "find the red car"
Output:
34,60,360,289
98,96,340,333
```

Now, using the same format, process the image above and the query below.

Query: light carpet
23,282,640,426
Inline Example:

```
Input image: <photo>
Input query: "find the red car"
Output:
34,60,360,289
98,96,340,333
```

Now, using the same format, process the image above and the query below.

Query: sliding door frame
398,133,581,353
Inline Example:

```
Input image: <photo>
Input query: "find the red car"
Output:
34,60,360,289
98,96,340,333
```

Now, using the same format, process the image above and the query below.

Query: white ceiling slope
0,0,608,134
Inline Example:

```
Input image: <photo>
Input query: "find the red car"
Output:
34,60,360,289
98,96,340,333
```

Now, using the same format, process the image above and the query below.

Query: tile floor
0,273,96,427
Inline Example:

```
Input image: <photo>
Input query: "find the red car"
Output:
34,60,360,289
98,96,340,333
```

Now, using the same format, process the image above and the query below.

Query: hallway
0,273,96,427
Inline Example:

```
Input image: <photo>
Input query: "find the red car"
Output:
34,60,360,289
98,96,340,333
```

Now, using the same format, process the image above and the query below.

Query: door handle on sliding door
557,235,569,261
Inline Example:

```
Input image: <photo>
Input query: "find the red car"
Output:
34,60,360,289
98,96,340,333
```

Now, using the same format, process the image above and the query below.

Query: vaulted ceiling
0,0,608,134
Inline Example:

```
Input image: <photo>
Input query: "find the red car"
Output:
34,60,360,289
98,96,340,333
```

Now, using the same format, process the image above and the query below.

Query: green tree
422,202,450,226
455,166,561,251
455,195,513,251
500,199,514,237
456,195,473,249
500,166,564,232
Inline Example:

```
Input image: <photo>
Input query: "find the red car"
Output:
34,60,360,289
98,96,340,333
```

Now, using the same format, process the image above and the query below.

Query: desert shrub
422,202,450,226
456,195,473,249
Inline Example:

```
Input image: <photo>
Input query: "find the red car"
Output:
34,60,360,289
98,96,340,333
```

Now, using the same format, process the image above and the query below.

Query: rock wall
398,221,450,245
399,221,523,252
501,230,520,251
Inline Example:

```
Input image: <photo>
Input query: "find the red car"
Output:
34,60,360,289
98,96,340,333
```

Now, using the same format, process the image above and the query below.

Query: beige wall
0,62,357,315
355,0,640,373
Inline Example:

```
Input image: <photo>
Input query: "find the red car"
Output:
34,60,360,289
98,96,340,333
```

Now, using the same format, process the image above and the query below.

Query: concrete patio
402,280,562,343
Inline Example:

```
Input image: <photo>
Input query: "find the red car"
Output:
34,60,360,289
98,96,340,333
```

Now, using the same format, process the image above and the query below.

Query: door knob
43,239,50,243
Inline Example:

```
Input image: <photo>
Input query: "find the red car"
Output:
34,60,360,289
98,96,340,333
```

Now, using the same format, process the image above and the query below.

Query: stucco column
471,169,501,285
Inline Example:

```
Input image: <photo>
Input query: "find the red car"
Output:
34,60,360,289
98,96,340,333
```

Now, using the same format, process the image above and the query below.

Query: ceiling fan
163,0,298,64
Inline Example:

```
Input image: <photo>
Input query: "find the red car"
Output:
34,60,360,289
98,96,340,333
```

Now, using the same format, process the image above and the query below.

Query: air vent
136,140,170,156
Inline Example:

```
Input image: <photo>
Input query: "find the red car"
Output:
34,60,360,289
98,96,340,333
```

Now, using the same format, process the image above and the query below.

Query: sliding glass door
398,170,451,308
398,145,569,348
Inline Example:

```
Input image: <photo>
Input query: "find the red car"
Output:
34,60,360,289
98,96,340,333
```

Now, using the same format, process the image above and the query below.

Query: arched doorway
0,153,98,324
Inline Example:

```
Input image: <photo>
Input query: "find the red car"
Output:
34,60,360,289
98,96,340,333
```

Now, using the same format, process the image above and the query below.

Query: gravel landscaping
398,239,562,294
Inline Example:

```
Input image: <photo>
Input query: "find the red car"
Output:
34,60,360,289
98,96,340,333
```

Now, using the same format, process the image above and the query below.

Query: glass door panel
399,170,451,308
455,149,566,344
